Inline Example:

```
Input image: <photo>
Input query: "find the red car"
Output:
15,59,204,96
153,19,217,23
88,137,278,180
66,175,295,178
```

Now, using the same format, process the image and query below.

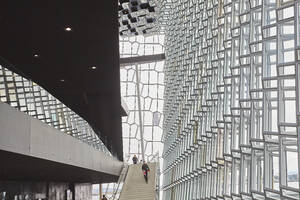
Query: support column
71,183,75,200
135,64,145,162
99,184,102,200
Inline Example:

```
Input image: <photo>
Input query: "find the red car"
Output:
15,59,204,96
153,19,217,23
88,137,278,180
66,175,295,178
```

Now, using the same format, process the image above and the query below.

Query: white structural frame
120,35,165,163
161,0,300,199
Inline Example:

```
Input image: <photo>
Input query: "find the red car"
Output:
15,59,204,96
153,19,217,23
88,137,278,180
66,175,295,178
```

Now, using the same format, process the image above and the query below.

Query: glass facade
118,0,159,36
93,35,165,200
162,0,300,199
120,35,165,163
0,65,110,155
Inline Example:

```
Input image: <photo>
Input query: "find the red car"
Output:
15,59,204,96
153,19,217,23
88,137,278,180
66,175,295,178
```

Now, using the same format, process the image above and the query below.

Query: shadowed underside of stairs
119,163,157,200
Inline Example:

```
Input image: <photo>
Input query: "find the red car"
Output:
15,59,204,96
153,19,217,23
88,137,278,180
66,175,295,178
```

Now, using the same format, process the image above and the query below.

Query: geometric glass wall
0,65,110,155
120,35,165,163
162,0,300,199
92,35,165,200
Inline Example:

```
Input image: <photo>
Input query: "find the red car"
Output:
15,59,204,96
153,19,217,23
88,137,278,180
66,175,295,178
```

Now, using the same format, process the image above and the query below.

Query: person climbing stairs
119,162,157,200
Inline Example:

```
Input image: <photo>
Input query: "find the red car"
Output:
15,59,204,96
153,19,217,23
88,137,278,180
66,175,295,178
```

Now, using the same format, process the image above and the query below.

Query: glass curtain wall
120,35,165,163
162,0,300,199
95,35,165,200
0,65,110,155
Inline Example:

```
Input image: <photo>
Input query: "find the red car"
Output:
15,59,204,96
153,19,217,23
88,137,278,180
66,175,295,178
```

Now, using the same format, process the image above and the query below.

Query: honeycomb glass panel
120,35,165,162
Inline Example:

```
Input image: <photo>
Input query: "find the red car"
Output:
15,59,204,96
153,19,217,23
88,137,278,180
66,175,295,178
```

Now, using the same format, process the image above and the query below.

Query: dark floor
0,181,92,200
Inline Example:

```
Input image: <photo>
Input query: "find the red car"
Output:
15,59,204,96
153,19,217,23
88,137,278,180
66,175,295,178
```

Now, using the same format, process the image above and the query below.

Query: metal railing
150,152,161,200
112,164,129,200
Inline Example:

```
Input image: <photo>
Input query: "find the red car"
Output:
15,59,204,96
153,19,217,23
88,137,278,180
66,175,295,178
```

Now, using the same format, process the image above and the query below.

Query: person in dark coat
142,161,150,183
132,155,138,164
102,194,108,200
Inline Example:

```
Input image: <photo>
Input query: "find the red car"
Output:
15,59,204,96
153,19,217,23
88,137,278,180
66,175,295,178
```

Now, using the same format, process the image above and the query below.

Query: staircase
119,163,157,200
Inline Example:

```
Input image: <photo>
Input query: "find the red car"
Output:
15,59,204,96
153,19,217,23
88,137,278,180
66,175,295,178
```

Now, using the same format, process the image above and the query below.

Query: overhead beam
120,53,165,67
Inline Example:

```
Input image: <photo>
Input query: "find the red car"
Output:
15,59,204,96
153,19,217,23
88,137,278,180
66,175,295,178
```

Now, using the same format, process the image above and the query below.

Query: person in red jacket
142,161,150,183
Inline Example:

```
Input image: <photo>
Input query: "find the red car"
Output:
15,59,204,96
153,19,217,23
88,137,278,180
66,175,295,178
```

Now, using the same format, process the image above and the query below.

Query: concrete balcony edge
0,102,123,183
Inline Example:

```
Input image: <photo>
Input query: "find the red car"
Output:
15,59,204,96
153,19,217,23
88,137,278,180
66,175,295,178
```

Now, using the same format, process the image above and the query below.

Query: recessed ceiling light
91,66,97,70
65,27,72,32
34,54,39,58
60,79,65,82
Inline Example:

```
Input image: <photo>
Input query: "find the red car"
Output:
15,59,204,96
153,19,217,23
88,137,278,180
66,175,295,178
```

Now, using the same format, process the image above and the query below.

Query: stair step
119,163,157,200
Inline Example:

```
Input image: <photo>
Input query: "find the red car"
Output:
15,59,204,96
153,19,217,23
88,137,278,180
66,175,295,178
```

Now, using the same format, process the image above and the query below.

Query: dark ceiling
0,1,123,160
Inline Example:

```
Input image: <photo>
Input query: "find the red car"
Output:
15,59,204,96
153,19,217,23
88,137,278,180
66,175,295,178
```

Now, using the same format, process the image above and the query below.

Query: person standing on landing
132,155,138,164
141,161,150,183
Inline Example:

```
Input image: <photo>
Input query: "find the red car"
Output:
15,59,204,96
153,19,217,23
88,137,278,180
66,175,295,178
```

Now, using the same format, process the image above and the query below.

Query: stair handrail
151,151,161,200
112,164,129,200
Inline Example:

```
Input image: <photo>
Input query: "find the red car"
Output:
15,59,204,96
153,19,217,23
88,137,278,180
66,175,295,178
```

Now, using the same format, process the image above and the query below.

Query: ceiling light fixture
34,54,39,58
65,27,72,32
60,79,65,82
91,66,97,70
